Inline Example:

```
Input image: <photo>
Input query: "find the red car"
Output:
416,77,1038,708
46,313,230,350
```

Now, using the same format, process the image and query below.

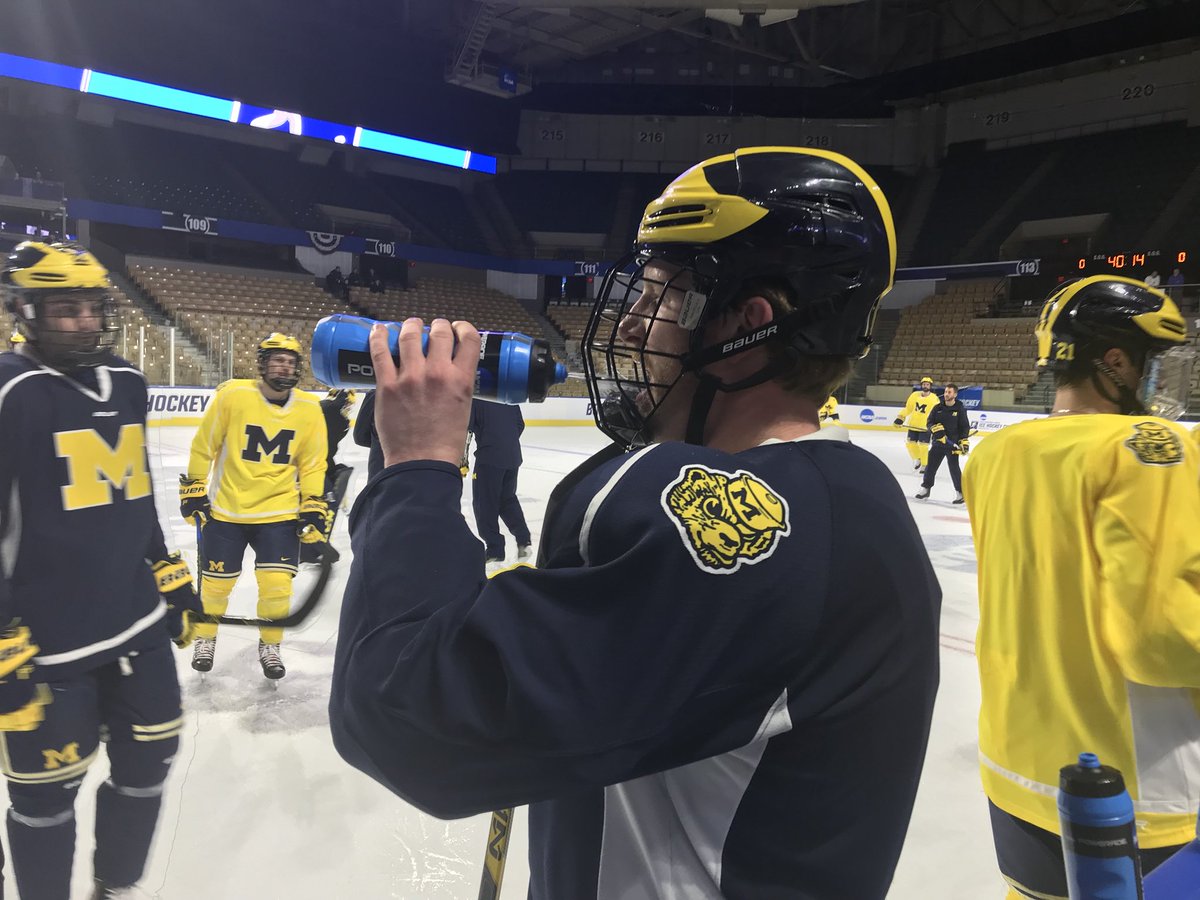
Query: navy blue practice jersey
331,428,941,899
0,352,167,678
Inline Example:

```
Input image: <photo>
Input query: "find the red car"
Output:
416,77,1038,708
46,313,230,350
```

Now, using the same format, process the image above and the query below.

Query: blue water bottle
310,313,568,404
1058,753,1143,899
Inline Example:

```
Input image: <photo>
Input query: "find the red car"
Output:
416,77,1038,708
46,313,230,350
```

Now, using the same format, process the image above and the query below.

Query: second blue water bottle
1058,752,1143,899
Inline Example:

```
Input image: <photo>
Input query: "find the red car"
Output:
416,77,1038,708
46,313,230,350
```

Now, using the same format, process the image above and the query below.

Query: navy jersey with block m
0,352,166,678
331,429,941,899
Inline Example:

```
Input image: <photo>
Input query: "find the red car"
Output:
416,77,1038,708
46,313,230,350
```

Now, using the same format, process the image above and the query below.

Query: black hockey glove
930,423,947,444
892,416,904,427
954,439,969,455
152,552,204,648
0,622,48,732
179,476,210,527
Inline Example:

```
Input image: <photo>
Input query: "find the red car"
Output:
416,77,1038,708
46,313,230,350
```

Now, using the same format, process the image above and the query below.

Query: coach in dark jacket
353,390,383,478
468,399,532,570
916,383,971,504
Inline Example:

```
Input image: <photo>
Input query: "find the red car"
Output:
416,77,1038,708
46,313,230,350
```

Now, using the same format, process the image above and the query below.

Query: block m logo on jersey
242,425,296,464
42,742,81,770
54,425,152,511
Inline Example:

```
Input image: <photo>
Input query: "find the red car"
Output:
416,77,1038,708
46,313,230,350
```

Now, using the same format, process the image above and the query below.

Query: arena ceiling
414,0,1200,99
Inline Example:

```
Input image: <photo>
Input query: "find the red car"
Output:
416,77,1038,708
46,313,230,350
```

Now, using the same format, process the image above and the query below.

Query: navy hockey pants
921,441,962,492
471,463,531,560
1,638,181,898
989,801,1181,898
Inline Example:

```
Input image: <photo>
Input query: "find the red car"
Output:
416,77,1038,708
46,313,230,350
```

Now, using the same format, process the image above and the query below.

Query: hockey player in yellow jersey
892,376,938,471
179,333,329,679
963,275,1200,899
818,394,839,423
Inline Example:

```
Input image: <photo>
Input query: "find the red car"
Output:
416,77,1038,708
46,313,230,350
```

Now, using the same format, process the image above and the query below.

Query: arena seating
110,286,207,386
348,278,545,336
130,261,555,389
879,280,1041,399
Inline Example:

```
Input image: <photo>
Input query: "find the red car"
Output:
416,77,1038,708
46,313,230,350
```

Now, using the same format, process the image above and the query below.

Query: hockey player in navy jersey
0,242,203,900
330,148,941,899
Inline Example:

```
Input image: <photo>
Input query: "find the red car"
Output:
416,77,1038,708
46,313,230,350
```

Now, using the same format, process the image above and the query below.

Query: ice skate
516,544,532,563
258,640,285,680
92,880,153,899
191,636,216,673
485,557,505,576
915,487,930,500
952,491,964,505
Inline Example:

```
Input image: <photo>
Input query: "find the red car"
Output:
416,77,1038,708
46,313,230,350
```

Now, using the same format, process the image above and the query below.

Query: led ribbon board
0,51,496,173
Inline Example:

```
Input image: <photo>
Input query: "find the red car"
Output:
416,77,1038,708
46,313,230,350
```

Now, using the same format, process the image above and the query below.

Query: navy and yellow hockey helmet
583,146,897,446
0,241,116,368
1035,275,1192,418
325,388,357,417
256,332,303,391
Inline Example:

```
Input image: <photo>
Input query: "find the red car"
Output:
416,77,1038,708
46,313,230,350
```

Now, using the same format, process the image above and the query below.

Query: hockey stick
192,519,338,628
478,807,514,900
194,552,335,628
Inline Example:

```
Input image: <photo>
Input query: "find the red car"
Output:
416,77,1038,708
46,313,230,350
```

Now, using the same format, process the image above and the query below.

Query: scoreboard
1072,248,1190,276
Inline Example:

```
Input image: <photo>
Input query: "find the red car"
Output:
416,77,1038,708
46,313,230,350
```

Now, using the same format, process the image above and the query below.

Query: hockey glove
930,423,947,444
0,622,48,732
955,439,969,455
151,552,204,648
298,496,333,545
179,476,210,527
892,416,905,427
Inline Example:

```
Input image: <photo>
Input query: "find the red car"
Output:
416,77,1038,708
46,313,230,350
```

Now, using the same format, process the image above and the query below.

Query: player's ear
716,295,772,339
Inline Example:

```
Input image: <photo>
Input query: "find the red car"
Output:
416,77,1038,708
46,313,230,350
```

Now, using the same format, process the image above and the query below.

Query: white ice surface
37,425,997,899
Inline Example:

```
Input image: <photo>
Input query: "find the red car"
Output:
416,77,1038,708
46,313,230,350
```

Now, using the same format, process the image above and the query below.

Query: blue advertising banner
958,386,984,409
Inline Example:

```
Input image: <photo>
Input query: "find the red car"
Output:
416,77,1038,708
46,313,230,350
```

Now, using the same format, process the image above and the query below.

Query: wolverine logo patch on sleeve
661,465,790,574
1124,422,1184,467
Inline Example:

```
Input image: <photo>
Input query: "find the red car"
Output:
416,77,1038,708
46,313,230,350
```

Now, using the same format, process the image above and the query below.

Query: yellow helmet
919,376,933,386
1,242,115,368
8,330,26,347
257,332,303,391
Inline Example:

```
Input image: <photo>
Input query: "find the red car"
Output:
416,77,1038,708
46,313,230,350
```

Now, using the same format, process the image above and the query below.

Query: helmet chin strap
1092,359,1144,415
683,355,791,445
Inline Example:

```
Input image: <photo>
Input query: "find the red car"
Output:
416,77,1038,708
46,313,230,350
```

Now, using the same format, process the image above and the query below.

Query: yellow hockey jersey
964,413,1200,848
897,390,938,431
819,395,839,422
188,380,327,524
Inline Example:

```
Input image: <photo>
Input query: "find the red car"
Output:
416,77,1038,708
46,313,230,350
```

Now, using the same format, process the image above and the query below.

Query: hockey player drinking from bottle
0,242,203,899
330,148,941,899
965,275,1200,898
180,333,329,679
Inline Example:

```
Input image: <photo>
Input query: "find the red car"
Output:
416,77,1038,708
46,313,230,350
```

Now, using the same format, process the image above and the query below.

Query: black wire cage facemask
7,287,118,370
582,254,714,449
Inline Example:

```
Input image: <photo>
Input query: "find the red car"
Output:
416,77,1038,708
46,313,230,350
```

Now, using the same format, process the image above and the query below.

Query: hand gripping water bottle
310,314,568,404
1058,752,1143,899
